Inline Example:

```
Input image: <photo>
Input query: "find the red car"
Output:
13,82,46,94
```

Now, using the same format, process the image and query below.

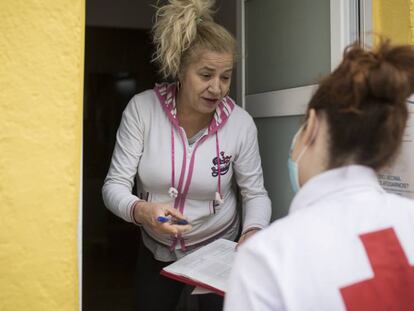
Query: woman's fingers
165,206,187,220
236,229,260,250
156,222,192,236
143,202,192,235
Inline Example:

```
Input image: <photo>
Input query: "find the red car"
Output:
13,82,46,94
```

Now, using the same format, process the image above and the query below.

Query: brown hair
152,0,237,80
308,40,414,170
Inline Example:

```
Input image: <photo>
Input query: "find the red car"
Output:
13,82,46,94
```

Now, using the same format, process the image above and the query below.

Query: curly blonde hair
152,0,237,79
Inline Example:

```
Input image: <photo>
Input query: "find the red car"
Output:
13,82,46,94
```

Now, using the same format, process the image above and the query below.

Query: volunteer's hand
133,201,192,236
236,228,260,249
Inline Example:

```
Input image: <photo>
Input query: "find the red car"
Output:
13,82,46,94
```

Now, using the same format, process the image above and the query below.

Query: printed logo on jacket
211,151,232,177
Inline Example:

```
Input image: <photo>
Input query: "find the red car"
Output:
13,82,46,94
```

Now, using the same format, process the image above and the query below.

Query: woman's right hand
133,201,192,236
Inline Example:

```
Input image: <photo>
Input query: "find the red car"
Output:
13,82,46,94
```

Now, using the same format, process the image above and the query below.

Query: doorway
82,1,237,310
82,21,158,311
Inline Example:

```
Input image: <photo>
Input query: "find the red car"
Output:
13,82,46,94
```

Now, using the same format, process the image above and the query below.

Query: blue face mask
287,127,309,193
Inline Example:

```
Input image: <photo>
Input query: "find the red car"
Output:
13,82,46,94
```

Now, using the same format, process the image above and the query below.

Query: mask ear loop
309,114,320,145
289,124,304,160
293,116,320,165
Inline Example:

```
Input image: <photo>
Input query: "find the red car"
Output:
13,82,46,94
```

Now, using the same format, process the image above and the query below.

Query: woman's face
178,49,233,116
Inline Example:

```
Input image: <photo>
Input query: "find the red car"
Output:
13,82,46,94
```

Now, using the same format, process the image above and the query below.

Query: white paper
378,101,414,199
163,238,237,293
191,286,214,295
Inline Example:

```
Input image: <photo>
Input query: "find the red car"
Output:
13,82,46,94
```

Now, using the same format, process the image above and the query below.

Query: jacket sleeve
233,117,271,232
224,238,284,311
102,95,144,223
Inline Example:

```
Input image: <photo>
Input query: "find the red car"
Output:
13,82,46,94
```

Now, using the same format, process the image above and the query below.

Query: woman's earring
177,80,181,92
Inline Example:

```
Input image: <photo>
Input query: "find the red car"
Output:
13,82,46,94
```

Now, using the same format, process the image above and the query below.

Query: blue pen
156,216,169,223
156,216,189,225
175,219,189,225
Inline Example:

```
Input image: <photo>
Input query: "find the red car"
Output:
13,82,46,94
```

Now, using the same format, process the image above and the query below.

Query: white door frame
78,138,83,311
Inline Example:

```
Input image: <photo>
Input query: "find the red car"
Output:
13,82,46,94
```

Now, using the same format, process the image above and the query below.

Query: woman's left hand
237,228,260,249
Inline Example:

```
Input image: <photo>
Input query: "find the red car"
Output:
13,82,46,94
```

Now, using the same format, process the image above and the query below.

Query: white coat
225,165,414,311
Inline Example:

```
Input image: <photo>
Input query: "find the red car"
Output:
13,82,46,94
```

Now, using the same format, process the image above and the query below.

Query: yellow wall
0,1,84,310
373,0,414,44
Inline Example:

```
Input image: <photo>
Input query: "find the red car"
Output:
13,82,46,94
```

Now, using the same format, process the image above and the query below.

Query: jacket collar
154,82,235,135
289,165,385,214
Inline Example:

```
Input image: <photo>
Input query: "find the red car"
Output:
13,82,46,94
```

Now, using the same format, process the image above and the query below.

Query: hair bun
152,0,216,79
371,40,414,102
368,59,410,105
173,0,215,22
336,41,414,113
308,40,414,170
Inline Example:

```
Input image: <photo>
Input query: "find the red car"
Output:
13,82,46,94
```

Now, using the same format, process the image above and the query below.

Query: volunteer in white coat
102,0,271,310
225,41,414,311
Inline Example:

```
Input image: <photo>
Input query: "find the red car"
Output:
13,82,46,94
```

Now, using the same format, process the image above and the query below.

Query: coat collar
289,165,385,214
153,82,235,135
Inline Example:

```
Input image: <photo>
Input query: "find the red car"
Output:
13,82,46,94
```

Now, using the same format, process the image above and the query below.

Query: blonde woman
102,0,271,309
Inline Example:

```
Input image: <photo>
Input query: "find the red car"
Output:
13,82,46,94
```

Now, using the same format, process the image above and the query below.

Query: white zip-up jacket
102,83,271,250
225,165,414,311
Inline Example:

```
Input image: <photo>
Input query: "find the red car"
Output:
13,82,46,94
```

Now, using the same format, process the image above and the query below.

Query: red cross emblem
340,228,414,310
